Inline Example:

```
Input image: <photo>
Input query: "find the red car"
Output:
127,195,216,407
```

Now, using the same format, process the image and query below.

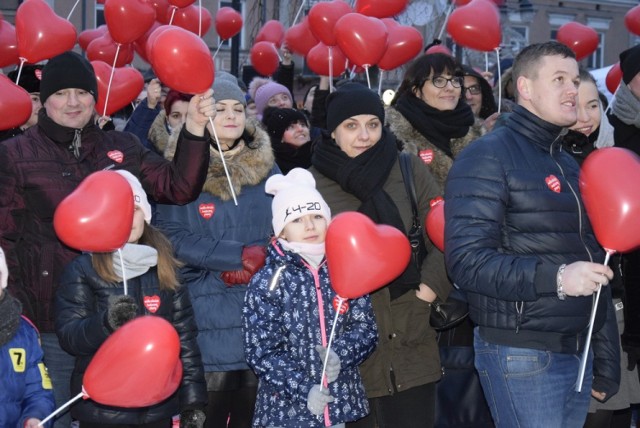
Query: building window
95,4,105,27
219,1,244,49
587,32,604,68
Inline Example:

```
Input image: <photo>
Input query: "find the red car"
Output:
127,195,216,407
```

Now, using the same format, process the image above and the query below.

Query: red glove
221,270,252,286
241,245,266,276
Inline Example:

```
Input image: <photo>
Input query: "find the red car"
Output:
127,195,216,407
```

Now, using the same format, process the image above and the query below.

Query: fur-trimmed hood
148,110,171,154
386,106,484,188
163,118,275,200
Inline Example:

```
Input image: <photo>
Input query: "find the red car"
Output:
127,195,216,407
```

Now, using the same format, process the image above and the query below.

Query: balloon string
213,40,223,60
575,250,612,392
102,44,121,118
292,0,306,26
484,52,489,73
14,58,26,87
208,117,238,206
272,43,282,62
437,3,454,42
319,296,344,393
365,66,371,90
495,48,502,113
328,47,334,93
67,0,80,20
118,247,128,295
169,6,177,25
198,0,203,37
38,392,84,427
378,70,383,96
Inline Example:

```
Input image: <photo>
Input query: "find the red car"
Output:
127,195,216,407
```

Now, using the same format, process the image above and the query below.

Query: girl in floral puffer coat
243,168,378,428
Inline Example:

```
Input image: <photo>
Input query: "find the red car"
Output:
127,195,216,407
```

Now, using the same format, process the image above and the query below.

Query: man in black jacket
444,41,618,427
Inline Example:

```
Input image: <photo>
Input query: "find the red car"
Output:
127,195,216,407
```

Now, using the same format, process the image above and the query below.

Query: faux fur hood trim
148,110,171,154
386,107,484,188
164,118,275,200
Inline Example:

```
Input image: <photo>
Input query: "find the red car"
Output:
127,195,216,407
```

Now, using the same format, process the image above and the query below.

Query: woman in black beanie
262,106,312,174
309,82,450,428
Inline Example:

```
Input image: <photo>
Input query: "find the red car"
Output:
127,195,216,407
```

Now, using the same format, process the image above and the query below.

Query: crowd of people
1,40,640,428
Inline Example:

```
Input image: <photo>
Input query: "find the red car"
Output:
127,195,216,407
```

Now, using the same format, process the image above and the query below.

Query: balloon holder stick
38,392,84,427
208,117,238,206
319,295,345,393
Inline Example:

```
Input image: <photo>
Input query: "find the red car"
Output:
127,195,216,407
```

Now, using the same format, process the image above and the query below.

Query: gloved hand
315,345,341,383
241,245,267,276
220,269,252,286
106,295,138,331
623,344,640,371
307,385,334,416
180,409,206,428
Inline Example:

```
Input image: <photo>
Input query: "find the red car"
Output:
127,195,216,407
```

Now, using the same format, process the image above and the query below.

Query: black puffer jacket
445,106,619,395
54,254,207,424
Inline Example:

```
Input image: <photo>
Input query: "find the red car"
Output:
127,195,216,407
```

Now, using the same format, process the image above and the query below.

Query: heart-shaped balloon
255,20,285,48
133,21,161,63
168,0,195,8
0,20,19,67
308,0,352,47
335,13,388,67
87,34,135,68
173,5,212,36
92,61,144,116
306,43,347,77
580,147,640,253
447,0,501,52
150,0,171,24
556,22,599,61
326,211,411,299
215,6,243,40
149,26,214,94
78,25,108,51
54,171,133,252
378,24,423,71
83,316,182,407
250,41,280,77
355,0,408,18
15,0,77,63
104,0,156,44
284,17,318,57
426,197,445,252
0,75,32,130
606,63,622,95
624,5,640,36
144,24,172,65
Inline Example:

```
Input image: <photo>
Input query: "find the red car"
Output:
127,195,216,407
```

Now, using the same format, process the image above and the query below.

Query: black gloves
180,409,206,428
106,295,138,331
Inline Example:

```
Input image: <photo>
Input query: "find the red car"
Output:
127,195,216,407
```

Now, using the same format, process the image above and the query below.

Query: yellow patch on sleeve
39,362,53,390
9,348,26,372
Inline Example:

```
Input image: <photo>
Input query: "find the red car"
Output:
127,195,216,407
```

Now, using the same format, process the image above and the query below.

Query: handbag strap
398,152,420,228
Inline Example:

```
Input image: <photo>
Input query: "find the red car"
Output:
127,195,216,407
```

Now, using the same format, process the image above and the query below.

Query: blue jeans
474,329,593,428
41,333,76,427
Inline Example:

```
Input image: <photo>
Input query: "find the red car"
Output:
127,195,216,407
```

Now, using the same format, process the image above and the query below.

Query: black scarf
38,109,97,158
394,94,475,158
0,292,22,347
272,141,313,174
312,129,421,299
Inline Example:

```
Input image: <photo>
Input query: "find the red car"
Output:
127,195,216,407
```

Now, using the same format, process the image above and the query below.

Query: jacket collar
506,105,568,152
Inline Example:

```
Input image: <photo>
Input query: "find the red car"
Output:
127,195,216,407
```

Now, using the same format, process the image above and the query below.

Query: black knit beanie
40,51,98,103
325,82,385,133
262,107,308,142
620,45,640,85
8,64,43,94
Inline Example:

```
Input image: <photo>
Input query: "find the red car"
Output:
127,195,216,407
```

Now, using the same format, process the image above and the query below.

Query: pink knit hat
249,77,293,116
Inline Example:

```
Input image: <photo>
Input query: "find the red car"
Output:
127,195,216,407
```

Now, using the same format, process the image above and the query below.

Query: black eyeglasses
464,85,481,95
427,76,464,89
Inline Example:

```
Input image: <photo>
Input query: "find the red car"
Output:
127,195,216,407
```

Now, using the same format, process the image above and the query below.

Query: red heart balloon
426,197,445,252
83,316,182,407
308,0,352,47
556,22,599,61
53,171,133,252
104,0,156,44
150,26,215,94
168,0,195,8
173,5,212,36
250,41,280,77
78,25,108,52
378,25,423,71
133,21,161,63
150,0,171,24
447,0,501,52
326,212,411,299
91,61,144,116
306,43,347,77
335,13,388,68
580,148,640,253
0,20,19,67
145,24,172,65
215,6,243,40
255,20,285,48
0,75,32,130
606,63,622,95
15,0,77,63
87,34,135,68
284,17,318,57
625,5,640,36
355,0,408,18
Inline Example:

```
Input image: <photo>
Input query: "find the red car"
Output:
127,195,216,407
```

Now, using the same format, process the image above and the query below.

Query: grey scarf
0,292,22,347
112,243,158,281
612,84,640,128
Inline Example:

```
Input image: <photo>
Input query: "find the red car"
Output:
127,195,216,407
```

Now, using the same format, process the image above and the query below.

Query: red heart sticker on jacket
419,149,434,164
143,295,161,313
107,150,124,163
199,203,215,219
332,296,349,314
545,175,561,193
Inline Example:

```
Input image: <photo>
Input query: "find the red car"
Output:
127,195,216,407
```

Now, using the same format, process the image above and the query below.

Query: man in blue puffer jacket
444,41,619,428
